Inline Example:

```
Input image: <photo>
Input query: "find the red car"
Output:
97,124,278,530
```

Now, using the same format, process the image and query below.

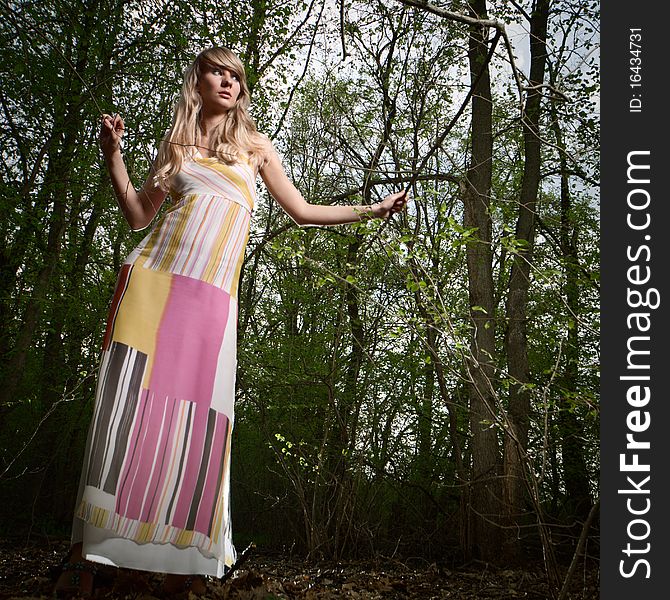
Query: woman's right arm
100,113,168,231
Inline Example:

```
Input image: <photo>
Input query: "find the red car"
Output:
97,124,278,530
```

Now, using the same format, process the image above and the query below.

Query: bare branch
395,0,525,110
340,0,349,60
271,1,326,139
258,0,322,76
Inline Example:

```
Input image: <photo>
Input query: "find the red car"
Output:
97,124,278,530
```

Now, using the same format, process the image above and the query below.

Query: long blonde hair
153,47,271,190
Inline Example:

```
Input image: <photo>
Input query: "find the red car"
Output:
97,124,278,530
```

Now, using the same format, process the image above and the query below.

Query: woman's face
197,63,241,115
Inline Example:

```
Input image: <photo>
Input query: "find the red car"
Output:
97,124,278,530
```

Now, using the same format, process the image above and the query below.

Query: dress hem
74,500,235,570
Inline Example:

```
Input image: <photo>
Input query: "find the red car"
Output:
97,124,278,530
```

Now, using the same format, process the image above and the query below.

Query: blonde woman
54,47,407,597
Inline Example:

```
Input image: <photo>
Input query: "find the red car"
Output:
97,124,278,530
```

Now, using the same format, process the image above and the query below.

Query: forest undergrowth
0,539,598,600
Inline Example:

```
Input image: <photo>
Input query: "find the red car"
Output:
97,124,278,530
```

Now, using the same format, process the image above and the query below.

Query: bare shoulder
254,133,280,177
258,146,285,183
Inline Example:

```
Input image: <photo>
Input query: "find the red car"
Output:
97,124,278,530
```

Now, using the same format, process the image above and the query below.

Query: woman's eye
211,68,238,81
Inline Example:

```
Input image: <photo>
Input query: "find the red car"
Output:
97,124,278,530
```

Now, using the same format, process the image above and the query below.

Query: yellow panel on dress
110,266,172,387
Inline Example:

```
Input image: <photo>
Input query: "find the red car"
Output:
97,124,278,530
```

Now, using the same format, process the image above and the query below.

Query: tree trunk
502,0,550,561
463,0,501,562
244,0,267,91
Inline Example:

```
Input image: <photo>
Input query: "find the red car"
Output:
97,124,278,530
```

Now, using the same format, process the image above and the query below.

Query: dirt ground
0,539,598,599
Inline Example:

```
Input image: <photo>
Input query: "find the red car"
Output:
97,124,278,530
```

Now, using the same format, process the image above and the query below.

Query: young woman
54,47,407,597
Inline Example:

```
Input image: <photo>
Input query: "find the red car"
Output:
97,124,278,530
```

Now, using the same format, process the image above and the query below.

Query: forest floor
0,539,598,600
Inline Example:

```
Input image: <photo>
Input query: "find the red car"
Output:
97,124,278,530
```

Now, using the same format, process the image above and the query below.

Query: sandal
53,560,99,598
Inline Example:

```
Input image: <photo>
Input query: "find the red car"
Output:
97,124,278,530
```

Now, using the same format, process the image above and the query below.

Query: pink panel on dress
149,274,230,403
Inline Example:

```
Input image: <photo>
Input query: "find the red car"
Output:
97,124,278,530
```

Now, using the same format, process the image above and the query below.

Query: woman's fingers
386,190,409,214
113,114,125,134
99,113,125,156
100,113,125,137
101,115,114,136
366,190,409,220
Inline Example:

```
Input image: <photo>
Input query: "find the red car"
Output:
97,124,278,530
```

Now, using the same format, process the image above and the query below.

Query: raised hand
99,113,125,157
374,189,409,219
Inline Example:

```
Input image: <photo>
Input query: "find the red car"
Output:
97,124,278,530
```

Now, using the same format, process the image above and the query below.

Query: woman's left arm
259,150,408,226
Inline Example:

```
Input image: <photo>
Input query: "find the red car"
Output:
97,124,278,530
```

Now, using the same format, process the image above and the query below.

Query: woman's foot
162,573,208,596
53,543,98,598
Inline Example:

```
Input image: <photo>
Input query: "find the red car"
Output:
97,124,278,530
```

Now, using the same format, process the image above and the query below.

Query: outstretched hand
99,113,125,157
374,190,409,219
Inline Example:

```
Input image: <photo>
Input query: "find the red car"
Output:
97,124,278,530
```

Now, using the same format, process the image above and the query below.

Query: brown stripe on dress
103,346,147,494
86,342,130,487
186,407,217,531
98,350,133,489
116,386,152,512
165,402,194,526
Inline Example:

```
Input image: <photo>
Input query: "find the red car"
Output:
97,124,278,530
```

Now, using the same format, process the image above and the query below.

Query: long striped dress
71,149,255,576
